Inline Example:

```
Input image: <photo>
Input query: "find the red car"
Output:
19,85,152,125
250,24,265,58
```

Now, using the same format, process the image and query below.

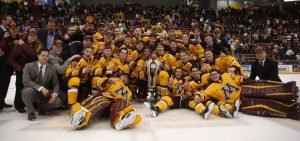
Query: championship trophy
146,58,161,101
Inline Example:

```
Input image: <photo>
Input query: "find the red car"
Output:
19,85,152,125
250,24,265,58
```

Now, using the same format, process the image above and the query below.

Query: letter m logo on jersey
221,83,239,100
115,86,129,98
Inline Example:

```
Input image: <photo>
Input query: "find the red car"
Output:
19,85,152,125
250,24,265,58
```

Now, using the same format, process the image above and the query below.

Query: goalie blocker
241,80,300,120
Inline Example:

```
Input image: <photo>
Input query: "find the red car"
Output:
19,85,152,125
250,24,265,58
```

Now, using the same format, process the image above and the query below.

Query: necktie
38,65,43,84
258,62,263,79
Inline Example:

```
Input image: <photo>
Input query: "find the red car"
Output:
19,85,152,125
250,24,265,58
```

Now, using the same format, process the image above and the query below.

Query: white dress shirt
0,25,6,32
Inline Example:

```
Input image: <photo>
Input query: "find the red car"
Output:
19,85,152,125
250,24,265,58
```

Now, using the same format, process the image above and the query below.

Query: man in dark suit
0,14,13,110
0,14,12,39
250,46,281,82
37,19,61,50
22,48,62,120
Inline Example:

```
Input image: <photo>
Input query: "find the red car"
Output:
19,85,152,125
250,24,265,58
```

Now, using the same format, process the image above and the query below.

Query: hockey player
168,40,180,59
130,47,151,102
92,44,122,78
147,42,176,99
127,40,145,96
92,31,116,58
70,74,142,130
200,49,215,73
188,66,210,95
194,68,242,118
177,33,205,60
175,49,193,76
65,47,94,105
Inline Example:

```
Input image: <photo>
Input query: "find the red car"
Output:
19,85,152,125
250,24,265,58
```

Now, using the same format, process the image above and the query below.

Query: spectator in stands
285,47,294,60
249,46,281,82
293,66,300,72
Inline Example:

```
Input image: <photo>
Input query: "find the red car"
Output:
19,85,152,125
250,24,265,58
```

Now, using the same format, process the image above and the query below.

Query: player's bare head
210,68,221,82
143,46,151,58
120,74,129,84
134,27,142,36
169,40,177,50
204,49,214,62
119,47,128,60
204,33,213,44
190,66,200,78
182,33,189,43
104,45,113,57
180,49,189,63
83,47,93,60
136,40,144,51
174,67,183,78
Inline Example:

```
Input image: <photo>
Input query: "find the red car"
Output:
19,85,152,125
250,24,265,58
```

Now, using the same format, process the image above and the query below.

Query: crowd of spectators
0,1,299,65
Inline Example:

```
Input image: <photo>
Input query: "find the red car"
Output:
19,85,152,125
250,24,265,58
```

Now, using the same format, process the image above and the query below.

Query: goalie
70,74,142,130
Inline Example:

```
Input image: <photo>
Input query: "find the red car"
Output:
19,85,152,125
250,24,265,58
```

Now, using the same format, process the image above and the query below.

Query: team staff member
250,46,281,82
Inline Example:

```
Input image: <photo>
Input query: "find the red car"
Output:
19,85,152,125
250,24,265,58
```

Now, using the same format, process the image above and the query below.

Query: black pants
78,81,91,103
15,71,25,110
0,64,14,106
136,80,148,99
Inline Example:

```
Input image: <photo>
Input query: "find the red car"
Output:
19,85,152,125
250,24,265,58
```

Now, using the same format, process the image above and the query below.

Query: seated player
70,74,142,130
130,47,151,102
194,68,242,118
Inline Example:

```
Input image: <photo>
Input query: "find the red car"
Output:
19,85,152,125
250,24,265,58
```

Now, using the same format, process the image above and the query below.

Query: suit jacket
250,58,281,82
22,61,60,94
37,28,62,49
0,27,5,40
201,40,226,56
0,26,5,66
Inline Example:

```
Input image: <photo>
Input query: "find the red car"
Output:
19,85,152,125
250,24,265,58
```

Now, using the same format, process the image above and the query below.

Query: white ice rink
1,74,300,141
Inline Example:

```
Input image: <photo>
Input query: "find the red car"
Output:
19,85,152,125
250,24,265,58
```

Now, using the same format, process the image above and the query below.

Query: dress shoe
15,107,26,113
27,113,36,121
3,103,12,108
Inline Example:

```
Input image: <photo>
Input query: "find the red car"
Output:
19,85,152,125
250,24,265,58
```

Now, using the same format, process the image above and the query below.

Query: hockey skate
115,111,138,130
144,102,160,117
202,102,215,120
71,108,87,129
219,104,233,118
230,99,240,118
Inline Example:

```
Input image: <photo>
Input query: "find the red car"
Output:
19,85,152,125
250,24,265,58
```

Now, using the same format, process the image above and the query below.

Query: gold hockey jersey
200,73,241,104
